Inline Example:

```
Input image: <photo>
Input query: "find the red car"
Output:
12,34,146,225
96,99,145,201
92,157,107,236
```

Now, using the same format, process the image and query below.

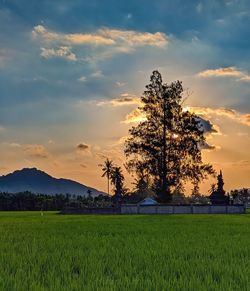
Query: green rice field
1,211,250,291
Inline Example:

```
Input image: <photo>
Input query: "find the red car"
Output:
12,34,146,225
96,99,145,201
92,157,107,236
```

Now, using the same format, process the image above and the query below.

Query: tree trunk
107,175,109,195
161,97,171,202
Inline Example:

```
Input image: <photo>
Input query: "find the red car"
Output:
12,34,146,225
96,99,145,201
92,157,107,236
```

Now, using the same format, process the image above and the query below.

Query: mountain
0,168,106,197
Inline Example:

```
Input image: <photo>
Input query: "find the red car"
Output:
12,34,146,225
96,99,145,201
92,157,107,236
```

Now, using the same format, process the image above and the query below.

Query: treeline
0,191,207,211
0,192,111,211
230,189,250,204
0,191,163,211
0,188,247,211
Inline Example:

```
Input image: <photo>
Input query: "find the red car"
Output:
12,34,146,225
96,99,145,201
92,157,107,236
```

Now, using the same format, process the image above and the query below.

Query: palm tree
100,158,114,195
111,166,124,199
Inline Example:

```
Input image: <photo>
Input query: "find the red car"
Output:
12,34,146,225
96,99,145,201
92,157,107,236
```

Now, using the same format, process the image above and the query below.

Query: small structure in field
139,197,158,206
209,170,229,205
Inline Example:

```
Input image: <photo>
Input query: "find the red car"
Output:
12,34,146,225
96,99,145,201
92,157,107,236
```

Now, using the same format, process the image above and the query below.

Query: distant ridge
0,168,106,197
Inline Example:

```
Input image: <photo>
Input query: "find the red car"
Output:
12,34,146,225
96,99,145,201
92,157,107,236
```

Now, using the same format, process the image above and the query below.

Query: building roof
139,197,158,205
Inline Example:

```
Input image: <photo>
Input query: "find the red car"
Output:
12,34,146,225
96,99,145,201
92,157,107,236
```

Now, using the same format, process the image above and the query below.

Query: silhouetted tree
217,170,224,193
189,192,210,204
111,166,124,202
231,188,250,204
100,158,114,195
209,170,229,205
132,164,154,199
209,183,216,195
125,70,214,202
87,189,92,199
172,191,188,204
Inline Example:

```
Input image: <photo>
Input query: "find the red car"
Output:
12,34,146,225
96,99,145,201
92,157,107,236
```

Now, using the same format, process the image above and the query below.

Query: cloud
197,67,250,82
98,28,168,48
197,117,219,135
66,33,114,45
32,25,114,45
198,67,242,78
242,114,250,126
23,144,49,158
77,76,87,82
40,46,77,61
32,25,168,49
188,106,250,127
90,70,104,78
76,143,89,151
97,93,140,107
116,135,129,145
32,26,169,63
196,2,203,13
200,142,221,151
9,143,21,147
122,108,146,124
231,160,250,168
48,140,56,145
116,81,126,87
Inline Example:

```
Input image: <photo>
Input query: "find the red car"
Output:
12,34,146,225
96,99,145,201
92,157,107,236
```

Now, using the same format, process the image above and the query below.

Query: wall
62,207,120,215
61,205,246,215
121,204,245,214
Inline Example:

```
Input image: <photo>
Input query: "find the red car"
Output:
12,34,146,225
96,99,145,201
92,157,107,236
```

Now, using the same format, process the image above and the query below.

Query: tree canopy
125,70,214,202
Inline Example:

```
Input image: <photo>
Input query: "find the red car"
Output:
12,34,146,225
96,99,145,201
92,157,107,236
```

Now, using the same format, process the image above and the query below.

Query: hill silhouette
0,168,106,197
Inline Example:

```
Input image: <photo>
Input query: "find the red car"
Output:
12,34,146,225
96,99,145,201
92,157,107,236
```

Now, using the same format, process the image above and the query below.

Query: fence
61,207,121,215
120,204,246,214
61,205,246,215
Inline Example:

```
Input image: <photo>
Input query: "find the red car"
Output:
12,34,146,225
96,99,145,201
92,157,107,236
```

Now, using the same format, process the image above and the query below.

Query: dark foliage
231,188,250,204
100,158,114,195
100,158,127,203
0,192,112,211
209,171,229,205
111,166,125,201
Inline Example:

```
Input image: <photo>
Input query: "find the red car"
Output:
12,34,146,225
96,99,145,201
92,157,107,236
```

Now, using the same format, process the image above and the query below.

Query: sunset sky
0,0,249,194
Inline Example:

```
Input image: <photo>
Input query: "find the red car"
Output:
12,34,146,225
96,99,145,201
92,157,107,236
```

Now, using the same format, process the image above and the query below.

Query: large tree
124,71,214,202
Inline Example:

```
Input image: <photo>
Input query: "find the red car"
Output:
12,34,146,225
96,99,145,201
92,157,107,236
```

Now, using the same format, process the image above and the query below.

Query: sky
0,0,250,194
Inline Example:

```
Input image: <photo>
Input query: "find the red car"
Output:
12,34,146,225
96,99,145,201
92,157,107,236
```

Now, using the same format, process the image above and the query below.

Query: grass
1,211,250,291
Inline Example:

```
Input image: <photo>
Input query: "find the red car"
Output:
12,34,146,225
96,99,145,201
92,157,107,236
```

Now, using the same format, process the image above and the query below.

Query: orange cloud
66,33,114,45
97,93,140,107
121,108,146,124
23,144,49,158
200,142,221,151
197,67,250,82
32,25,168,48
32,25,114,45
98,29,168,47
